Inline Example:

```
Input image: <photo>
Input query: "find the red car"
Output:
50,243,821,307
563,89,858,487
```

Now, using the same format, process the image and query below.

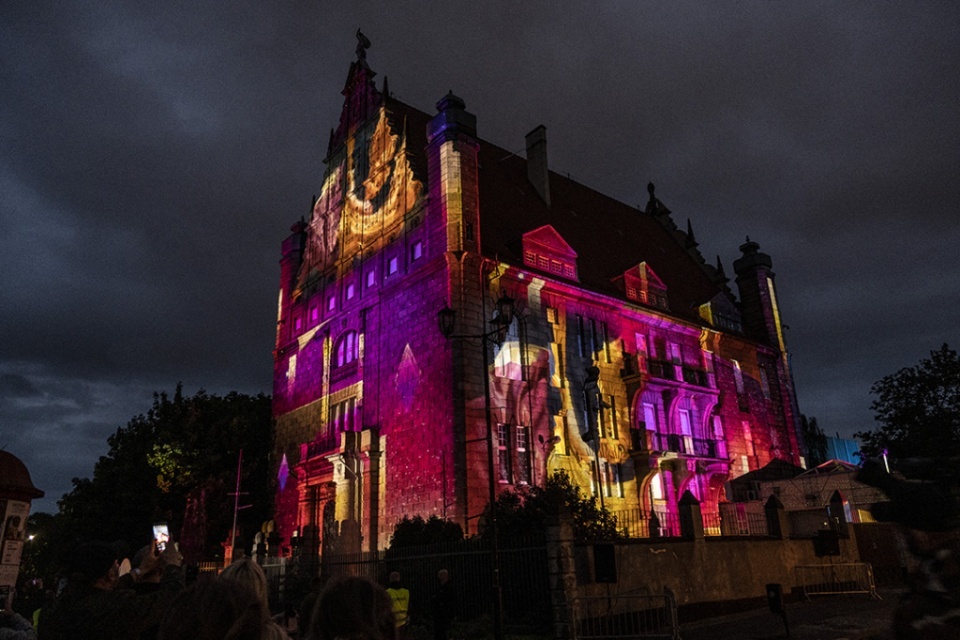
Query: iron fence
572,593,680,640
611,505,771,539
319,535,551,635
795,562,880,600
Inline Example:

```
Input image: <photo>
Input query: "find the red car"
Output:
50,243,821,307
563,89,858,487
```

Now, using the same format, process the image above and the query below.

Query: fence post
679,491,704,540
545,505,578,640
829,490,850,538
764,495,790,539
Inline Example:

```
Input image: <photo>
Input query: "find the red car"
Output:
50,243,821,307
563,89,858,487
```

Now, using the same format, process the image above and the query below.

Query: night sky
3,3,958,514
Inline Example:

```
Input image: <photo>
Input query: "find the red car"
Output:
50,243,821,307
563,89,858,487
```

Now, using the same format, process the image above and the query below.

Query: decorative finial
686,219,698,248
356,29,371,60
647,182,656,198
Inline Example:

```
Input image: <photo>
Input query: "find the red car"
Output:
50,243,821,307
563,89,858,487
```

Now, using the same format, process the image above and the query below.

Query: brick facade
271,46,806,556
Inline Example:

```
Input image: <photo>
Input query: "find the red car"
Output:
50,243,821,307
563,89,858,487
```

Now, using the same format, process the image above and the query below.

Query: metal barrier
795,562,881,600
572,593,681,640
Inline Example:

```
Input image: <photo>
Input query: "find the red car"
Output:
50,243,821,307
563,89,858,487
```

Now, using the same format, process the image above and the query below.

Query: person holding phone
38,538,184,640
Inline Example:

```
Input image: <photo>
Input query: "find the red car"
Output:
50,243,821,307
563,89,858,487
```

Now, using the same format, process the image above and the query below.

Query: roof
798,459,861,477
383,97,731,325
0,450,44,501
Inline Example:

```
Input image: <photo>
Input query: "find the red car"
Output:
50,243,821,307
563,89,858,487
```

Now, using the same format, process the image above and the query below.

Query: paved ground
679,589,902,640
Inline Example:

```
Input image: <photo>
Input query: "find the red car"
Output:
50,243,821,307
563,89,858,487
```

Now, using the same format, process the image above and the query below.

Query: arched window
334,331,358,369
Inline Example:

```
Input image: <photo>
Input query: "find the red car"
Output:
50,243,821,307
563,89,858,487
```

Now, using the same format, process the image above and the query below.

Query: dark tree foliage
800,414,828,466
55,385,274,563
488,471,621,542
856,344,960,462
389,515,464,549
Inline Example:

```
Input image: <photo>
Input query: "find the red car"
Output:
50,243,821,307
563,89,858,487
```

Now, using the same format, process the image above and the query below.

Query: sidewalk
679,589,902,640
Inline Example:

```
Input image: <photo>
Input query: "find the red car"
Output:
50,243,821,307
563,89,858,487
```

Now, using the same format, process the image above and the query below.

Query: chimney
525,125,550,207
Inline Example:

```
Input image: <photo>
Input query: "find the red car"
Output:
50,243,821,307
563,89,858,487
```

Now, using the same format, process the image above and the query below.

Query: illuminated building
272,39,805,554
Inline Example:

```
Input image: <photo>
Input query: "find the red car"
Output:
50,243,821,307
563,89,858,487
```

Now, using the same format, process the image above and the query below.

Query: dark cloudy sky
3,2,958,514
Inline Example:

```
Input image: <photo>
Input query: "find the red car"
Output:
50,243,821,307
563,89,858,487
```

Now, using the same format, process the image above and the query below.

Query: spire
685,218,698,249
382,74,389,99
714,255,729,284
331,32,382,151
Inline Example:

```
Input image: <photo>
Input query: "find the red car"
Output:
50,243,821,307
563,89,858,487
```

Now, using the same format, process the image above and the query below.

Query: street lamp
437,290,514,640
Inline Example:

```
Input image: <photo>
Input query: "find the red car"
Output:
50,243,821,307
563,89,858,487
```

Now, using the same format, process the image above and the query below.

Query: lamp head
438,306,456,338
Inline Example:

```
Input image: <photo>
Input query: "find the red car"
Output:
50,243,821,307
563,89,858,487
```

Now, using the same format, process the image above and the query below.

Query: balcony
682,366,709,387
647,360,675,381
304,432,338,460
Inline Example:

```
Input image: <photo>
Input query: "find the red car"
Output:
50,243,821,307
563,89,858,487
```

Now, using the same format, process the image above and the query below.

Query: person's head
308,575,394,640
388,571,400,587
67,542,119,590
220,558,270,609
158,579,264,640
437,569,448,584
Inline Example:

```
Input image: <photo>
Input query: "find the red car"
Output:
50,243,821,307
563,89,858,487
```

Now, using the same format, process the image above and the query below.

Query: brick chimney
525,125,550,207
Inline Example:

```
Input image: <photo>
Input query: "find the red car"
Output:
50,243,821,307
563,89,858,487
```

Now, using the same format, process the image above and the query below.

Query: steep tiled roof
385,98,728,324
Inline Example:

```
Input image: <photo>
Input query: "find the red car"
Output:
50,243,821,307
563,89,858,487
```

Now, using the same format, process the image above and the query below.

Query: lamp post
437,291,514,640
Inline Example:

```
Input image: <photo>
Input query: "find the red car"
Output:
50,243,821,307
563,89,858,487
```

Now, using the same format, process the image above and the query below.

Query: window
577,316,587,358
346,283,356,300
329,397,356,434
411,241,423,261
608,396,618,439
366,270,376,288
310,305,319,322
327,295,336,312
387,256,399,275
600,322,611,363
670,343,681,364
334,331,358,368
743,421,756,456
679,409,693,453
516,426,531,484
643,403,658,432
464,222,474,242
635,333,648,371
294,316,302,331
650,472,664,501
759,367,771,400
614,464,624,498
741,455,750,474
733,360,745,395
524,250,536,265
497,424,511,483
602,461,612,497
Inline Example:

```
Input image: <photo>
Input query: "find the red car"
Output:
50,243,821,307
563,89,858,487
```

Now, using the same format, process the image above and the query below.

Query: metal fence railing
572,593,680,640
795,563,880,600
317,535,552,635
610,504,771,539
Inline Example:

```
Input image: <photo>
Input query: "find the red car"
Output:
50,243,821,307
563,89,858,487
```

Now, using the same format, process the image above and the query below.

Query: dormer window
521,225,579,282
616,262,668,310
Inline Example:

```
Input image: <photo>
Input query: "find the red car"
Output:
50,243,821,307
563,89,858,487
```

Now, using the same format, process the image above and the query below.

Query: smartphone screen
153,523,170,553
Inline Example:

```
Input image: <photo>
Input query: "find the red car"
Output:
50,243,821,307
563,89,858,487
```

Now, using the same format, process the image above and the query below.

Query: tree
389,515,464,549
856,344,960,462
800,414,828,466
488,471,621,542
55,385,274,562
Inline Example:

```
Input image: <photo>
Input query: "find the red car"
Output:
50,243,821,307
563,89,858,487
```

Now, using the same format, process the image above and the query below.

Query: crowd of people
4,539,454,640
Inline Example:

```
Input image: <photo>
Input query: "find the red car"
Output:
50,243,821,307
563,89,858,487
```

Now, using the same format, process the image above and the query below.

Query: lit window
563,264,575,278
497,424,511,483
366,270,376,288
411,241,423,261
741,455,750,474
743,421,756,456
329,397,356,434
650,472,663,501
551,259,562,273
387,256,399,275
524,250,536,265
643,403,658,431
294,317,302,331
310,306,319,322
334,331,358,368
733,360,744,395
759,367,771,400
614,464,624,498
346,283,355,300
327,295,336,311
626,286,638,300
538,255,549,270
516,426,531,484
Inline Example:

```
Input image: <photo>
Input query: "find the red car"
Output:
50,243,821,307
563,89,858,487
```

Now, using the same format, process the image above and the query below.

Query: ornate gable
615,262,669,310
521,225,578,281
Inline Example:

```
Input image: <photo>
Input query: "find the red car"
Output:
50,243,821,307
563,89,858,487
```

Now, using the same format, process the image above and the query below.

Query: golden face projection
301,106,422,281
